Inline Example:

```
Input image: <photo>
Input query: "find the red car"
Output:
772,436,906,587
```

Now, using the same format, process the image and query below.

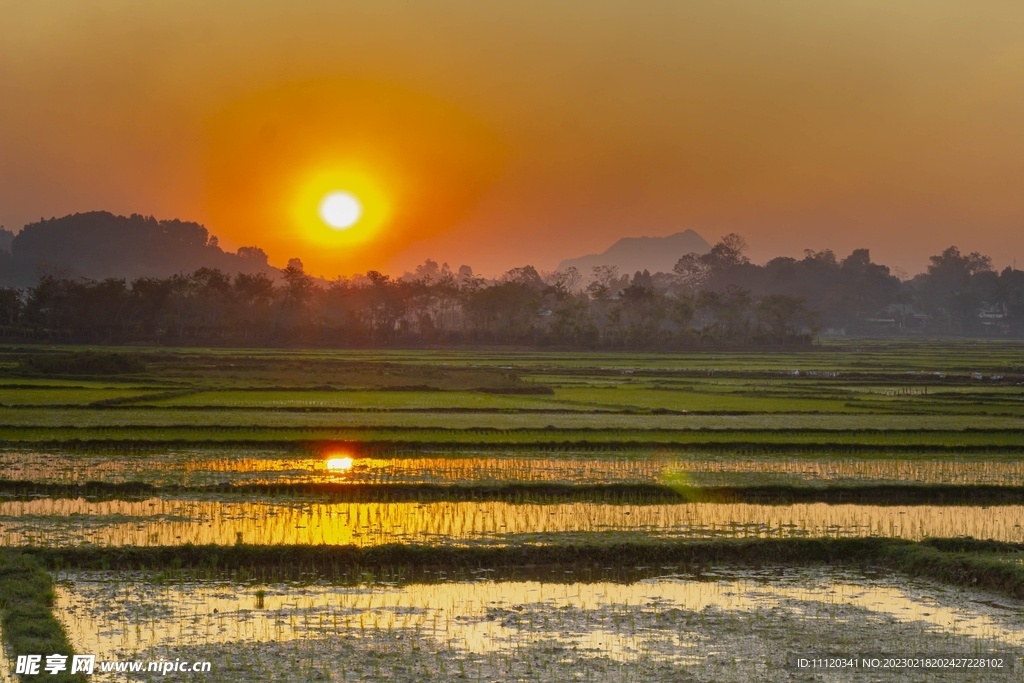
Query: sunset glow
3,3,1023,274
193,78,502,275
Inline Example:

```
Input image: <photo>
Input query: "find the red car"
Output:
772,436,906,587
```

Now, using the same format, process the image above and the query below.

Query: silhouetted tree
0,287,22,328
7,237,1020,347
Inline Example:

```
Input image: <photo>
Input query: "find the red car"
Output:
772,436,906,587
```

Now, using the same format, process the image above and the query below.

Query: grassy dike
4,433,1024,452
0,551,84,682
5,480,1024,505
19,537,1024,597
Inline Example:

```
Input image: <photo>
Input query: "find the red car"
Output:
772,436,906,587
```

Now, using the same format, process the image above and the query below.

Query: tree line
1,234,1021,348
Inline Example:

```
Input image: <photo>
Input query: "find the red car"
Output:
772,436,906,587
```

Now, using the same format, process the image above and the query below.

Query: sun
290,166,393,249
319,191,363,229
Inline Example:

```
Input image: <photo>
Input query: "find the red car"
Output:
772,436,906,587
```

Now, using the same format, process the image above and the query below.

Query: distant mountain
558,230,711,276
1,212,275,286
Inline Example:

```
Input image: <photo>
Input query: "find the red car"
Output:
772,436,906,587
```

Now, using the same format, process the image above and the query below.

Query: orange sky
1,1,1023,277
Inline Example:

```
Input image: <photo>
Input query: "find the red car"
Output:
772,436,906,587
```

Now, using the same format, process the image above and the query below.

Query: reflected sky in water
5,498,1024,546
54,568,1024,682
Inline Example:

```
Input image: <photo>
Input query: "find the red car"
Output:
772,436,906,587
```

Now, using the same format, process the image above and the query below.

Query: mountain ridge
558,230,712,276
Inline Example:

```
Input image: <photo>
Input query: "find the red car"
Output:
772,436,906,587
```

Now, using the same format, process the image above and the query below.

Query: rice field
7,450,1024,487
2,340,1024,680
6,498,1024,547
50,567,1024,682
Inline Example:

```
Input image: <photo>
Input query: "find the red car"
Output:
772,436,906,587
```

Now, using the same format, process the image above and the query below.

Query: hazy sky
2,1,1023,277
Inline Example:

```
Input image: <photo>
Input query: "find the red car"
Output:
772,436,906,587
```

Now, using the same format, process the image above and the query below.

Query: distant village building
866,303,930,328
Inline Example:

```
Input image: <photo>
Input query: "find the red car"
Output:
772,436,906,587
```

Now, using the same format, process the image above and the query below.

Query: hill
0,212,274,286
557,229,711,276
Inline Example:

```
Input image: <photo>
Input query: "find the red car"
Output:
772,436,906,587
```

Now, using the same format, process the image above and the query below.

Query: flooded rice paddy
5,498,1024,546
54,568,1024,682
5,450,1024,487
6,347,1024,679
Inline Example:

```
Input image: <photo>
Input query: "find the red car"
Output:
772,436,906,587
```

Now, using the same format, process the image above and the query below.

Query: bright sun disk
319,191,362,229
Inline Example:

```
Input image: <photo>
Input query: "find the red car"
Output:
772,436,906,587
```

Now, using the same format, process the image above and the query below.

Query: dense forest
2,231,1022,348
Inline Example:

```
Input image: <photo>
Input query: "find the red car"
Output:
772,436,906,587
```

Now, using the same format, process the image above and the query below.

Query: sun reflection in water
9,452,1024,488
325,456,354,472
